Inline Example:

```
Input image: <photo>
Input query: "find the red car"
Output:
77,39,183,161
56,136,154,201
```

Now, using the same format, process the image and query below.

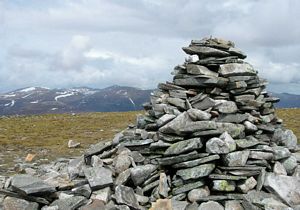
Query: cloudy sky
0,0,300,94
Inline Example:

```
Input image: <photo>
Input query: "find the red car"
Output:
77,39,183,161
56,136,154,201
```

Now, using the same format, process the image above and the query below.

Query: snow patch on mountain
128,97,135,106
19,87,36,92
30,100,39,104
55,92,75,101
5,100,15,107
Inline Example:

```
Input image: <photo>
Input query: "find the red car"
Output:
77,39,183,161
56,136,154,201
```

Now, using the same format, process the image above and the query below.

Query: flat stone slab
172,180,205,195
130,164,157,186
176,163,215,180
209,174,247,180
164,138,202,156
182,46,230,57
219,63,256,77
10,174,56,195
83,166,113,190
115,185,139,210
50,196,87,210
158,151,205,166
172,154,219,169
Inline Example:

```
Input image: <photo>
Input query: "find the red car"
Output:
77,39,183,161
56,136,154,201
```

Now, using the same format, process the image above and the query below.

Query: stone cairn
1,37,300,210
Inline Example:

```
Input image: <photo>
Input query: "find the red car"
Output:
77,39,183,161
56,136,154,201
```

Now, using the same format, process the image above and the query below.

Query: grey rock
169,89,187,99
225,200,244,210
115,185,139,209
218,113,248,123
113,153,132,174
10,174,56,195
209,174,247,180
273,129,297,150
220,131,236,152
237,177,257,193
78,200,105,210
179,121,217,134
235,138,259,149
172,154,219,169
50,196,87,210
186,64,218,77
228,47,247,59
264,173,300,207
215,101,238,114
93,187,111,203
206,137,230,154
281,155,298,175
260,197,293,210
157,114,176,127
68,140,80,148
84,141,112,164
3,196,39,210
164,138,202,156
150,140,171,150
273,146,291,160
167,97,186,110
71,184,91,198
249,151,273,160
216,122,245,138
219,63,256,77
83,166,113,190
130,164,157,186
159,112,191,135
172,180,205,195
115,169,131,186
135,194,149,205
293,165,300,177
212,180,236,191
176,163,215,180
120,139,154,147
243,121,258,132
273,161,287,176
182,46,230,57
185,202,199,210
187,108,211,120
223,150,250,166
191,97,216,110
187,186,210,202
171,200,189,210
158,172,169,198
198,201,225,210
159,151,203,165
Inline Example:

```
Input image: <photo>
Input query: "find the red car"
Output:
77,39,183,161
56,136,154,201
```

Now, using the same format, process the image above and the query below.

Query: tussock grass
0,109,298,174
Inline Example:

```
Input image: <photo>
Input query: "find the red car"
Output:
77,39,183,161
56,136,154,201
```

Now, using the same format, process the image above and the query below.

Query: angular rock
172,154,219,169
191,97,216,110
115,185,140,210
264,173,300,207
171,200,189,210
158,172,169,198
187,108,211,120
243,121,258,132
3,196,39,210
219,63,256,77
237,177,257,193
212,180,236,192
215,122,245,138
273,161,287,176
172,180,205,195
198,201,225,210
93,187,111,203
218,113,248,123
150,199,172,210
83,166,113,190
273,146,291,160
273,129,297,150
186,64,218,77
281,155,298,175
206,137,230,154
220,131,236,152
164,138,202,156
223,150,250,166
115,169,131,186
187,186,210,202
10,174,56,195
113,153,132,174
182,46,230,57
130,164,157,186
249,151,273,160
156,114,176,127
224,200,244,210
159,112,191,135
167,98,186,110
176,163,215,180
215,101,238,114
71,184,91,198
50,196,87,210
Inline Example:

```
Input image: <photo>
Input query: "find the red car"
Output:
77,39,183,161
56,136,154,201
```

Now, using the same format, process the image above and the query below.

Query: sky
0,0,300,94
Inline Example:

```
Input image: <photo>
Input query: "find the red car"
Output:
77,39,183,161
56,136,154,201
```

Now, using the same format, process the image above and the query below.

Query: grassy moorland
0,109,299,174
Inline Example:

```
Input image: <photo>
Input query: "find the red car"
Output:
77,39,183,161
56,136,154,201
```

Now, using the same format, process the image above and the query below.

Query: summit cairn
1,37,300,210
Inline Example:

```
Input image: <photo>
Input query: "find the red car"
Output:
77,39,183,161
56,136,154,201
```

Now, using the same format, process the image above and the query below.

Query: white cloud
0,0,300,94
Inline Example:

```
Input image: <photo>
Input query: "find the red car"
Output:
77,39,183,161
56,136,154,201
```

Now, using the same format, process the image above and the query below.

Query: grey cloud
0,0,300,94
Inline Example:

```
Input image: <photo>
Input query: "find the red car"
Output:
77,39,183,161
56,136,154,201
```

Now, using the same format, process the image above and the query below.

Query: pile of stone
1,37,300,210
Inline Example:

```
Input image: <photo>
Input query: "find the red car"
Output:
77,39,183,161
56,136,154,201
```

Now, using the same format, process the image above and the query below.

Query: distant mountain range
0,86,299,115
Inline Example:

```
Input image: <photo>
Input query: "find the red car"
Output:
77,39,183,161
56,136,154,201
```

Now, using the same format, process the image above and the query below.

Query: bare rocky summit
0,37,300,210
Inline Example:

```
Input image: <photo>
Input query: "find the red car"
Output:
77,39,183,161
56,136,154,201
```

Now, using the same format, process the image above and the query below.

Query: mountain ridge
0,86,299,115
